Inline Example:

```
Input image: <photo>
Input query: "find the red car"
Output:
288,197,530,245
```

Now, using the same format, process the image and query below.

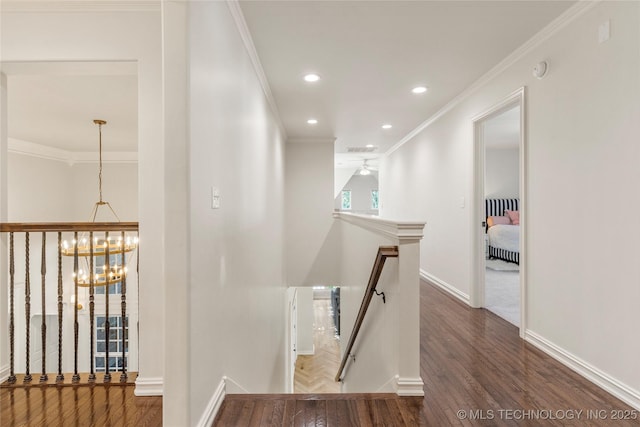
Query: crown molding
385,0,599,158
8,138,138,164
0,1,160,13
226,0,288,141
287,138,336,145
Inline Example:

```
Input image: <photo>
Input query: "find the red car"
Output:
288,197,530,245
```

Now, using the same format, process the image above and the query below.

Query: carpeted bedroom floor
485,259,520,326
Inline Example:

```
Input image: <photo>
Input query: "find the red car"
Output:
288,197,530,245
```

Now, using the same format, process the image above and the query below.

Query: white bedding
487,224,519,253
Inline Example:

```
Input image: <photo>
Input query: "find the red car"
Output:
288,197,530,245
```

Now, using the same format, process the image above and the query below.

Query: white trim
385,0,598,158
0,364,9,383
196,377,226,427
287,138,336,145
226,0,287,141
8,138,137,164
395,376,425,397
420,269,470,306
0,1,160,13
471,87,526,338
525,330,640,411
334,212,425,242
224,375,250,394
134,376,163,396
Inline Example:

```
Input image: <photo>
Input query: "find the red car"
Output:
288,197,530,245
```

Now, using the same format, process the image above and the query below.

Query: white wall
485,148,519,199
285,141,339,287
380,1,640,407
295,287,314,355
187,1,287,424
336,214,424,396
335,173,379,215
0,6,163,396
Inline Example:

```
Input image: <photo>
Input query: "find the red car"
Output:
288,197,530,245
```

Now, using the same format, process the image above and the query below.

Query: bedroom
482,104,521,327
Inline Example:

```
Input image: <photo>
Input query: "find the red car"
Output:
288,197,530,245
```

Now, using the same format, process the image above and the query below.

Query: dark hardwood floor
214,393,423,426
419,279,638,426
0,384,162,426
3,280,638,426
214,280,639,426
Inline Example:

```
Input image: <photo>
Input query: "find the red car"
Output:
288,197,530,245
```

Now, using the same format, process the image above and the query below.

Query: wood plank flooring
0,384,162,426
3,280,639,425
420,279,639,426
214,393,423,426
214,280,639,426
294,298,341,394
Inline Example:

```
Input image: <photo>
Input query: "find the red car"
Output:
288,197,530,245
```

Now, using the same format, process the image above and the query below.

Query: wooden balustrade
1,222,138,386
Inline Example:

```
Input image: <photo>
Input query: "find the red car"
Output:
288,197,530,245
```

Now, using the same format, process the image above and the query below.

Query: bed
485,198,519,264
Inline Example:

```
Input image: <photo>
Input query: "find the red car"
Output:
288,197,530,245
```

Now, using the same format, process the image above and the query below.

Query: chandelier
61,119,138,288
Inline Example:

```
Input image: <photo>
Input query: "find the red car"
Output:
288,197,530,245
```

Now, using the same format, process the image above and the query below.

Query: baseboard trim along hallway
525,330,640,411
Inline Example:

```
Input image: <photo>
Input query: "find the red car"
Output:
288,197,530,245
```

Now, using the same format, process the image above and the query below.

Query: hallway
214,280,638,425
294,293,341,394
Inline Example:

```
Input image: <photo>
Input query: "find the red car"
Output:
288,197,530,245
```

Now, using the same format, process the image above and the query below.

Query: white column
396,239,425,396
160,1,191,425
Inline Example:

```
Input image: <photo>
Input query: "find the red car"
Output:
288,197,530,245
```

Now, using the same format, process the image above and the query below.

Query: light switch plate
211,187,221,209
599,20,610,43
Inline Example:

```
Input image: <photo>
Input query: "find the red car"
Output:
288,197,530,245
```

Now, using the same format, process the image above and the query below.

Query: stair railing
335,245,398,382
1,222,138,385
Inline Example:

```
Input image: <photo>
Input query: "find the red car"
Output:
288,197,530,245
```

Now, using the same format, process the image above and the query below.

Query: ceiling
239,0,573,166
2,1,573,161
4,61,137,153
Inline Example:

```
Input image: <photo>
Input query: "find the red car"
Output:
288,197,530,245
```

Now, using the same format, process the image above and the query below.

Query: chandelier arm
104,202,122,223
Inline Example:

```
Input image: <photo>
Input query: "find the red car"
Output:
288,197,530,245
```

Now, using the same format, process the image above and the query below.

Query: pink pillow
505,210,520,225
487,216,511,227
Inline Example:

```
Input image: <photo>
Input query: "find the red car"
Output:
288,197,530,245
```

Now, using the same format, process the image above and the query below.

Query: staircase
213,393,423,426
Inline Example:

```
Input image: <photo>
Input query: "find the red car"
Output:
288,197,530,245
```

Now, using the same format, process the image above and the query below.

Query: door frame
471,87,527,337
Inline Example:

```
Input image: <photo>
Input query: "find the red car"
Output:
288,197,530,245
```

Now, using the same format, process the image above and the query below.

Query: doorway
289,286,341,393
472,88,526,336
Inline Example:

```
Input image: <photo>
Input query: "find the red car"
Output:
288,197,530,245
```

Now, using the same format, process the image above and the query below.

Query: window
95,254,123,295
341,190,352,210
95,315,128,372
371,190,379,210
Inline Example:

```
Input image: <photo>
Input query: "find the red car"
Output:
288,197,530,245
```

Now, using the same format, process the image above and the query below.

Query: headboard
486,198,519,218
485,198,519,230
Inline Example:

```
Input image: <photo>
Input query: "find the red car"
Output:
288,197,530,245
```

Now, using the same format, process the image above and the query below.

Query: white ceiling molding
226,0,288,141
9,138,137,164
384,0,599,158
287,138,336,145
0,61,137,76
0,1,160,13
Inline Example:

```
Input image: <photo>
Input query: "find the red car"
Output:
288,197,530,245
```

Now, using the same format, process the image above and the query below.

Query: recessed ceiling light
304,74,320,82
381,124,392,129
366,144,374,148
307,119,318,125
412,86,428,94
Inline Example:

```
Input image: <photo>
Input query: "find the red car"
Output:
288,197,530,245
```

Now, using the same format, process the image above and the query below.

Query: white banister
334,212,425,396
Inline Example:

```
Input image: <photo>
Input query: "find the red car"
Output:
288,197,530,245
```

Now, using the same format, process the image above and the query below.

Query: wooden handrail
335,245,398,382
0,222,139,232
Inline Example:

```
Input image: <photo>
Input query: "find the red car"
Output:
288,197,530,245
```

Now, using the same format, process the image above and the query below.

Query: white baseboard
375,375,400,393
525,330,640,411
224,375,250,394
0,364,9,383
395,376,425,397
134,376,163,396
297,344,315,356
196,377,226,427
420,269,470,305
